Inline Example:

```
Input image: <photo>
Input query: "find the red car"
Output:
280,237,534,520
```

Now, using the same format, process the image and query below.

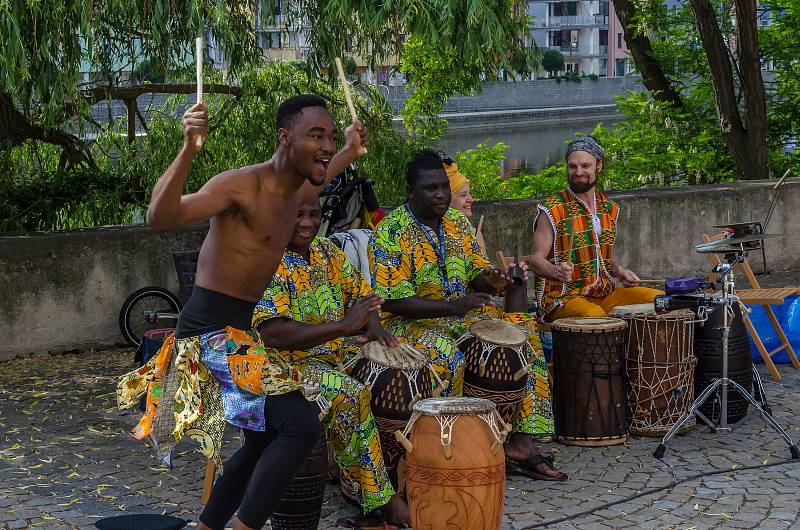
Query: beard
568,176,597,194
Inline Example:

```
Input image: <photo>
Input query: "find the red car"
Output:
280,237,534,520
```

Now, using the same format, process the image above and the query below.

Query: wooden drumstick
774,167,791,190
334,57,367,155
194,36,205,149
394,430,414,454
477,214,485,235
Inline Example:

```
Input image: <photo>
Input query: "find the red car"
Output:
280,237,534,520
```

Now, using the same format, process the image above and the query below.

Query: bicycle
118,250,198,347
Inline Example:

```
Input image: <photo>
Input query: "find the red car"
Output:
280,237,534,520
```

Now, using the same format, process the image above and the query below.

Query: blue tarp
746,295,800,364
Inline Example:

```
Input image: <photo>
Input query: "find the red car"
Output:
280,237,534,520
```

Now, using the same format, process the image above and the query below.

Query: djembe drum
350,342,439,488
552,317,629,446
399,397,507,530
609,304,697,437
270,433,329,530
457,319,529,424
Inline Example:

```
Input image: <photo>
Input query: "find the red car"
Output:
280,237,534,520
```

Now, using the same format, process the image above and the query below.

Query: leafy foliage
2,62,416,232
399,36,474,142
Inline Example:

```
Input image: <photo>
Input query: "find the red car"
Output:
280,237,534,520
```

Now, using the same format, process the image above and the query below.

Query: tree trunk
688,0,769,180
0,91,96,169
610,0,684,108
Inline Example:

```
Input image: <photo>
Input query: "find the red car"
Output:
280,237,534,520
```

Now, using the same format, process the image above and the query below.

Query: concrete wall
475,179,800,279
387,76,643,113
0,226,206,360
1,179,797,359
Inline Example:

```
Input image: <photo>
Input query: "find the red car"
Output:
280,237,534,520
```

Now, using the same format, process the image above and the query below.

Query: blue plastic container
745,295,800,364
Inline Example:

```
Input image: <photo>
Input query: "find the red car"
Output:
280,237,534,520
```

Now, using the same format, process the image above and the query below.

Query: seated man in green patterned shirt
253,187,410,527
369,149,566,481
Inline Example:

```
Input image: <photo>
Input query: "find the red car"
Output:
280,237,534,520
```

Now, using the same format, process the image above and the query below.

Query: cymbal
701,233,781,246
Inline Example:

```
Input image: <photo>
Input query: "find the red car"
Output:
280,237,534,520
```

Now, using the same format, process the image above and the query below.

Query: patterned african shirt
253,237,371,365
534,189,619,318
369,204,491,303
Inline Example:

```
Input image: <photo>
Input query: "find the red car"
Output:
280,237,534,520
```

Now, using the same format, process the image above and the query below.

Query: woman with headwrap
443,160,487,254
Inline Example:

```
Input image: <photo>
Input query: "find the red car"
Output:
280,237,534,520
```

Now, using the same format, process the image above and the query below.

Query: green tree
541,49,565,78
609,0,772,180
0,0,534,167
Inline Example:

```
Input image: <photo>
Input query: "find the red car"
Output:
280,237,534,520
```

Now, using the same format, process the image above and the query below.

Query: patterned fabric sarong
117,326,302,466
301,361,395,513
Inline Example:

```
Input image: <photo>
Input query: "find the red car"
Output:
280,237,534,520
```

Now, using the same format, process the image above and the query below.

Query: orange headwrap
443,162,468,194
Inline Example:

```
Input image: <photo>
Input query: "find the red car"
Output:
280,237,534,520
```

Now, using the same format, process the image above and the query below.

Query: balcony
532,15,609,28
548,44,608,57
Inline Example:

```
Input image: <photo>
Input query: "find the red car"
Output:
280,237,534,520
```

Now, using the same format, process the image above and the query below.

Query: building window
550,31,563,47
599,2,609,16
565,2,577,16
617,32,623,48
616,58,626,76
600,30,608,46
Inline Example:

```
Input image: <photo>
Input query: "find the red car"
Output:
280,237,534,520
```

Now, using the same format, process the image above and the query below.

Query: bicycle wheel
119,287,182,348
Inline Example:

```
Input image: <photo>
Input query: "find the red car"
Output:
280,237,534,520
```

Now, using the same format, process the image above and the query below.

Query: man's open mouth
315,156,331,174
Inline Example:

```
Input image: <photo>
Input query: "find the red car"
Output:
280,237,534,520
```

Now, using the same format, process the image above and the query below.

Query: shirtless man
119,94,368,530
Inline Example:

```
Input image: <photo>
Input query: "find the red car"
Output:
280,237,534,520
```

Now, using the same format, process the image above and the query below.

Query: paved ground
1,343,799,530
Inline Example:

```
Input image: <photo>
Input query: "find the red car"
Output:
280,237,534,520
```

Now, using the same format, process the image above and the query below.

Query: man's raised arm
146,102,234,230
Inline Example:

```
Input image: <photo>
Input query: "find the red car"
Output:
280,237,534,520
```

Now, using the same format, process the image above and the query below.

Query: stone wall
1,179,797,359
386,76,643,113
475,179,800,279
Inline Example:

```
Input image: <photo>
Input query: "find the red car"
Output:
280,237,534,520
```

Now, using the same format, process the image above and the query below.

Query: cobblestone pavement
1,346,799,530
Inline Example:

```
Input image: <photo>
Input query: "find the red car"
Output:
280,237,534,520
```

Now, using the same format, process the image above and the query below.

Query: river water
441,117,619,175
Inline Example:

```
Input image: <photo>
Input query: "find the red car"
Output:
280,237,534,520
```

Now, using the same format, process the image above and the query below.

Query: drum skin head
413,397,496,415
469,319,527,346
608,303,655,315
552,316,627,332
360,341,428,370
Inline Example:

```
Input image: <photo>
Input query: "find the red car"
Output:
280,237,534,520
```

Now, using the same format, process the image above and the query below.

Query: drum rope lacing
624,313,696,429
402,407,507,451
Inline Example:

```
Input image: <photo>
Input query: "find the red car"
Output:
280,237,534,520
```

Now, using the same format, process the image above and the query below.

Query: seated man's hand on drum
450,292,496,316
612,264,640,287
481,266,512,292
506,261,530,282
342,294,383,335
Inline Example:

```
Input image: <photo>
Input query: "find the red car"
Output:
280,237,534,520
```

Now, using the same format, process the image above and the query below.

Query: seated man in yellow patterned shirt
369,149,566,481
252,188,410,527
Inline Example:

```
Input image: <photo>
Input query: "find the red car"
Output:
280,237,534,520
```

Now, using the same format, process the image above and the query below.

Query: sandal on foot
506,454,568,481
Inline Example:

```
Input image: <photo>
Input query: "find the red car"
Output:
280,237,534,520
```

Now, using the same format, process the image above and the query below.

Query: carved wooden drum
609,305,697,436
400,397,507,530
350,342,441,488
457,319,530,424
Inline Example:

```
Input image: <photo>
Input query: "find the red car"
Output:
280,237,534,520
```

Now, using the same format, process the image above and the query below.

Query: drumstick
476,214,485,235
194,36,205,149
334,57,367,155
774,167,791,190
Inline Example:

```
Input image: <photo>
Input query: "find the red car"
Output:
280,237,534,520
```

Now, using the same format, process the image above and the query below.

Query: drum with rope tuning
349,342,438,489
609,305,697,436
457,319,530,425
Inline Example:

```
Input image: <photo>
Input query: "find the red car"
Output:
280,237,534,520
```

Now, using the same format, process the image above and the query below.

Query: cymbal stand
654,250,800,459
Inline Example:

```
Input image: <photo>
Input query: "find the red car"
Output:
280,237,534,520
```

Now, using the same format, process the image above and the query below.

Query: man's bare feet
505,433,567,481
383,494,412,528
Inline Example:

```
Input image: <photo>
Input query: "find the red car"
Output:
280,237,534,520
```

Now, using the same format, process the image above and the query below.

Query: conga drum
609,305,697,436
400,397,507,530
350,342,435,488
457,319,529,424
552,317,629,446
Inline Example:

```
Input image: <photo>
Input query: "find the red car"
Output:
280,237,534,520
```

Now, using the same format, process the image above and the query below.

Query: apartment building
527,0,631,77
